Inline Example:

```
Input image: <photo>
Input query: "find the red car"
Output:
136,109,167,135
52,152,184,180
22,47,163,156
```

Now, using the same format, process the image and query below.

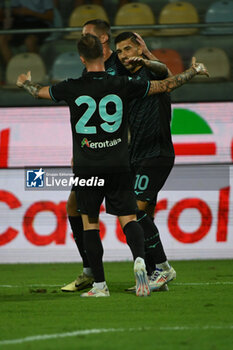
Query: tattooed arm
128,54,174,77
16,71,51,99
143,59,169,77
148,57,209,95
148,67,196,94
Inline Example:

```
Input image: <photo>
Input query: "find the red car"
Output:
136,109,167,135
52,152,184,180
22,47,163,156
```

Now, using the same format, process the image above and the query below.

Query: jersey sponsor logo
81,138,90,148
81,137,121,149
106,67,116,76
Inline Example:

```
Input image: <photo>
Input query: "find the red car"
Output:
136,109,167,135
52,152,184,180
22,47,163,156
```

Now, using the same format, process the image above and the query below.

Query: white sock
135,257,145,264
93,281,107,289
83,267,93,277
156,261,171,271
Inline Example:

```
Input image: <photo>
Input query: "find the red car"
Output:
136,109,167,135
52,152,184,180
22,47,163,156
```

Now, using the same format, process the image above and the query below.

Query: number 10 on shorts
134,175,149,191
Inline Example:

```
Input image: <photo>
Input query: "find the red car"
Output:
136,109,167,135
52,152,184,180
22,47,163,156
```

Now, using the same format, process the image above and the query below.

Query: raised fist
191,57,209,77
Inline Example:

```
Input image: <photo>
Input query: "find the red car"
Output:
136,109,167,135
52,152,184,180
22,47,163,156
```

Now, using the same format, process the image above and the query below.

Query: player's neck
86,61,105,72
103,44,112,62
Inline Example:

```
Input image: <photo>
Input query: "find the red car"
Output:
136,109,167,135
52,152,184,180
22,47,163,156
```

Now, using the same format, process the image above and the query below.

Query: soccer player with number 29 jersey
17,32,208,297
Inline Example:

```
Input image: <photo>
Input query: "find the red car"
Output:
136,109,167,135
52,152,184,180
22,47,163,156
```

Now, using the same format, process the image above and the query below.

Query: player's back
50,71,149,174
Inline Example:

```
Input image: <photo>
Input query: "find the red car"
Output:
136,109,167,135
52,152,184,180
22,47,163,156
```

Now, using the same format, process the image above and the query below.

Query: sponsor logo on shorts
81,138,121,149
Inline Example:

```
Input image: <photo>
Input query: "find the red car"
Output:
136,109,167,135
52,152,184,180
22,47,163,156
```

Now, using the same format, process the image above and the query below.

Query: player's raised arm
134,32,158,61
16,71,51,99
147,57,209,95
133,32,169,76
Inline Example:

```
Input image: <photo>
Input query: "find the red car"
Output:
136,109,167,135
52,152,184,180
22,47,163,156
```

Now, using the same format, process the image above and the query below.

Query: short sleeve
49,80,69,102
124,77,150,101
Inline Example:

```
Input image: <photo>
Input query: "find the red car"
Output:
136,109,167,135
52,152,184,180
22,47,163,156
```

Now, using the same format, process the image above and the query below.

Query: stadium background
0,0,232,263
0,1,233,263
0,2,233,349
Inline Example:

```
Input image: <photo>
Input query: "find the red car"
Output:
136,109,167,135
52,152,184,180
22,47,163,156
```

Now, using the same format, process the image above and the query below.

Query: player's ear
80,56,85,65
99,33,108,44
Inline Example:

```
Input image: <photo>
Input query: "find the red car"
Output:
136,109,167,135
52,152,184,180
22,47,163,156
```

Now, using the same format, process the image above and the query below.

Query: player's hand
126,56,147,67
191,57,209,77
134,32,147,51
16,71,31,87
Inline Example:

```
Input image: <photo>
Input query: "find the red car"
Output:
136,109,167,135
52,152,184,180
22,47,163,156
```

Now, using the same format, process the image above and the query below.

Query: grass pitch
0,260,233,350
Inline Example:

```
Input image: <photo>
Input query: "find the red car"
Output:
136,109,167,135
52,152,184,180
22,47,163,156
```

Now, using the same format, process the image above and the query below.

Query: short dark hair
83,19,111,43
115,32,139,46
77,33,103,60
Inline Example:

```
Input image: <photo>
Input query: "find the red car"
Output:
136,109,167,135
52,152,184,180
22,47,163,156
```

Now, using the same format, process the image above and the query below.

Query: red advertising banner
0,102,232,262
0,102,232,167
0,168,232,263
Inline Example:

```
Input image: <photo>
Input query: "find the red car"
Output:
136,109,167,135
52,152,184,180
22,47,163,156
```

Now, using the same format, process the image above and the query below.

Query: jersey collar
85,71,108,77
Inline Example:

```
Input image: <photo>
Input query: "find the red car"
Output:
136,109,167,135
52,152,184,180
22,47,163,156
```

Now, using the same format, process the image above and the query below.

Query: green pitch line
0,260,232,350
1,325,233,346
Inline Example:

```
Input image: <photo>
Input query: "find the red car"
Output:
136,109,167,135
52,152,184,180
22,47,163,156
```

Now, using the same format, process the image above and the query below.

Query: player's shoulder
107,51,119,65
60,76,84,87
51,77,83,95
105,51,129,76
106,74,131,86
135,66,154,80
145,65,168,80
55,77,79,85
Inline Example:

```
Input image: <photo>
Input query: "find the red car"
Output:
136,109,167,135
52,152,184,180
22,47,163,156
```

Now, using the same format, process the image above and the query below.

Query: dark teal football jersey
50,72,150,174
128,66,175,164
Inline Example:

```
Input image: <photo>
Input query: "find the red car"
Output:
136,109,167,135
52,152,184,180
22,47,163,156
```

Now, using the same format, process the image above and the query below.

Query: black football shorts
131,156,175,205
75,172,137,217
